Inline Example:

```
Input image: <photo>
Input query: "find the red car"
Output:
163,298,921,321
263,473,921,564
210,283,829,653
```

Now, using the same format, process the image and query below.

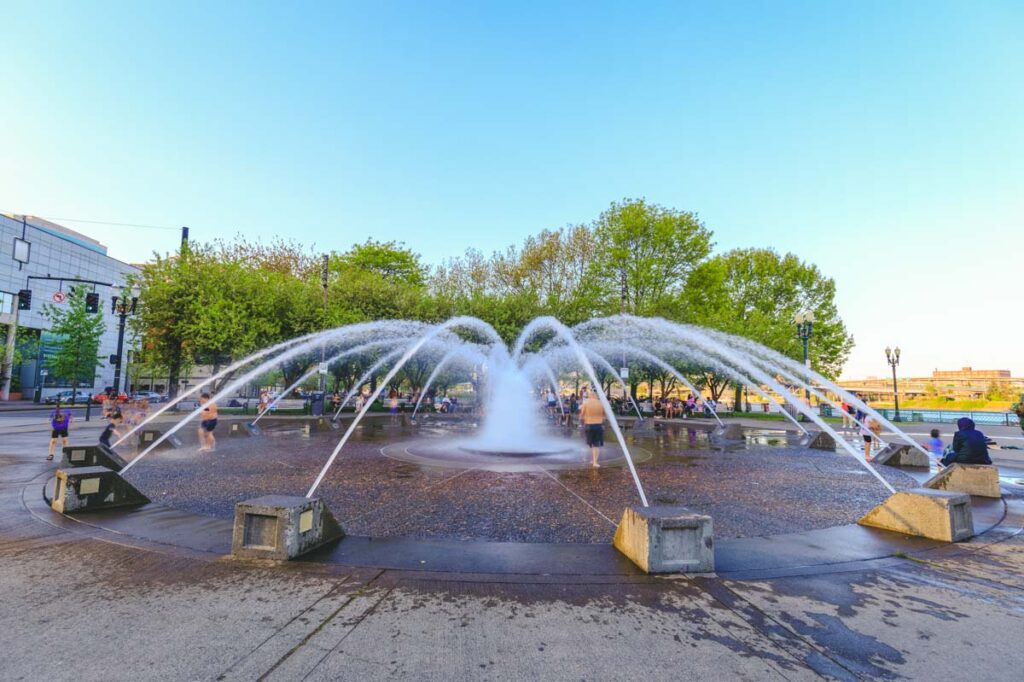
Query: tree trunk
167,344,183,399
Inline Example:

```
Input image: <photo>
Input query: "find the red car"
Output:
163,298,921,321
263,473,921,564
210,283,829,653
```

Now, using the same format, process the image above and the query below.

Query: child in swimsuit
198,393,218,452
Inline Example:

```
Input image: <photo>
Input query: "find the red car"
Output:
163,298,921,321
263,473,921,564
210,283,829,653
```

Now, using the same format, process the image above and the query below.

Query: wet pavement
121,418,920,543
3,416,1024,680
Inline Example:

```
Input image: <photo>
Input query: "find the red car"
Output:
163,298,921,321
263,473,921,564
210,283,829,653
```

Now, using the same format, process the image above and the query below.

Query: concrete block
924,464,1001,498
713,423,745,440
61,445,128,472
801,431,836,450
873,444,931,468
295,417,336,437
225,421,252,438
858,488,974,542
231,495,344,560
613,505,714,574
51,466,150,514
137,429,182,450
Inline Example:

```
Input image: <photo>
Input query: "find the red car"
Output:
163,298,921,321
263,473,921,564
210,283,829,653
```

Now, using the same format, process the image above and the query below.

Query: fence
872,408,1020,427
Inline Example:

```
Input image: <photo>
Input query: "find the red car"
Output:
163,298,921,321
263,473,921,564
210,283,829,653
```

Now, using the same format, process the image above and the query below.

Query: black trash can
310,393,325,416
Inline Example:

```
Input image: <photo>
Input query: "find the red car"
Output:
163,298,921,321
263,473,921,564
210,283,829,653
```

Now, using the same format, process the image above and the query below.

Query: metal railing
873,408,1020,427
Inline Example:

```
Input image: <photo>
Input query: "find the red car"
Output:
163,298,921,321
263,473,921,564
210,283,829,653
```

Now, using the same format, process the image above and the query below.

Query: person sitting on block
941,417,992,467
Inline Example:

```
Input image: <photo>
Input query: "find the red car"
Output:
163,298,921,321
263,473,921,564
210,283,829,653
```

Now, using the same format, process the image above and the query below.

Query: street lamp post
794,311,814,403
885,345,901,422
110,284,141,395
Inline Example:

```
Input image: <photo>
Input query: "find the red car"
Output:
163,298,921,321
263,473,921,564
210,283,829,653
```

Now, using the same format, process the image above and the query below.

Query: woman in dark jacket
941,417,992,466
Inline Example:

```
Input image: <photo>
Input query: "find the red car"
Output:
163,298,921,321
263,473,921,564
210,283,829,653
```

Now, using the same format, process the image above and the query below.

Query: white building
1,214,140,401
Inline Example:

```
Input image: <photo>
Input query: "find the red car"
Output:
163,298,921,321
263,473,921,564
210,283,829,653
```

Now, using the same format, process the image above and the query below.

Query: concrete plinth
613,505,714,574
51,466,150,514
138,429,182,449
61,444,128,472
300,417,333,436
231,495,344,560
713,423,745,440
801,431,836,450
225,421,252,438
858,488,974,542
924,464,1001,498
873,444,930,468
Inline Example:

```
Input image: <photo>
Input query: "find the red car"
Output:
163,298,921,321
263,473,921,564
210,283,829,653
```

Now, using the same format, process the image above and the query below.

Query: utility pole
319,254,329,393
619,269,628,403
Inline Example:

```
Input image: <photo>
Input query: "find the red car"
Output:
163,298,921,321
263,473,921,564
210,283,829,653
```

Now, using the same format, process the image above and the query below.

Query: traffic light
85,292,100,314
17,289,31,311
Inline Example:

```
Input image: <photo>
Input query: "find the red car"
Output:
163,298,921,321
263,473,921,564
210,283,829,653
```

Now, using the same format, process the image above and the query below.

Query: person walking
197,393,218,452
47,401,72,461
99,410,124,448
860,414,877,461
578,388,605,468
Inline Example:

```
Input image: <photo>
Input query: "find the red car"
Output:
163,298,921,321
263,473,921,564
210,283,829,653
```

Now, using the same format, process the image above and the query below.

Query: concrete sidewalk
2,441,1024,679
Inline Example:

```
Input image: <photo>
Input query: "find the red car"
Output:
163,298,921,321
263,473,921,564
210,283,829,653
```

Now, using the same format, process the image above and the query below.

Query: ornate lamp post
885,346,901,422
794,311,814,403
110,284,141,394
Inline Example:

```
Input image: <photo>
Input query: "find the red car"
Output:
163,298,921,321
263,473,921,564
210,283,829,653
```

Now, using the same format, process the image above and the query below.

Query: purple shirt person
47,404,72,461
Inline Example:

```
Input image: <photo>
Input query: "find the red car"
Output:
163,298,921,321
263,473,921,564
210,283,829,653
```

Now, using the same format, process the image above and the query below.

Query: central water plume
463,352,572,456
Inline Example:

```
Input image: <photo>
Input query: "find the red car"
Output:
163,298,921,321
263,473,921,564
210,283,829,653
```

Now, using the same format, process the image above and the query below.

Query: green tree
590,198,714,317
337,239,426,287
41,286,106,402
683,248,854,383
132,239,325,396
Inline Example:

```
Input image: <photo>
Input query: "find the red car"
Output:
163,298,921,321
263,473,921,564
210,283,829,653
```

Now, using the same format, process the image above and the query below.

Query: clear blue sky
2,1,1021,379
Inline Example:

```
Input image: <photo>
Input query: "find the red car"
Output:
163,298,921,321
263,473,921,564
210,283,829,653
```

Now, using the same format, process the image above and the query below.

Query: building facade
1,214,140,401
839,367,1024,402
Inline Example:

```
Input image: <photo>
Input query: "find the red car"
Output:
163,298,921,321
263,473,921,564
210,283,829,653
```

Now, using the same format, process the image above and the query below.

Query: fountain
85,314,962,568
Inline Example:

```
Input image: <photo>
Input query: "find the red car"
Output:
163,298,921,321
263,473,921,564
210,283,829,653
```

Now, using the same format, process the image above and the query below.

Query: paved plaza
2,414,1023,681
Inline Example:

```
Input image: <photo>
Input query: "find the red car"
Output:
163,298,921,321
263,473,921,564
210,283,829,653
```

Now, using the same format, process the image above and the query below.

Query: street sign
51,291,66,304
40,369,48,377
318,362,329,375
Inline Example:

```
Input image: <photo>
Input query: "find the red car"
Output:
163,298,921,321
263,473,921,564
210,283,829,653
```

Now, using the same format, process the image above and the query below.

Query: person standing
388,388,399,422
567,393,579,427
578,388,605,468
47,401,72,461
197,393,218,452
1014,400,1024,437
